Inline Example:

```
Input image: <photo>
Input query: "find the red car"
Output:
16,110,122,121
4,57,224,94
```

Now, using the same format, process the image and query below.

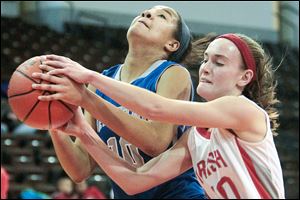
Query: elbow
142,140,168,157
125,189,139,196
145,146,165,157
69,173,89,183
121,184,146,195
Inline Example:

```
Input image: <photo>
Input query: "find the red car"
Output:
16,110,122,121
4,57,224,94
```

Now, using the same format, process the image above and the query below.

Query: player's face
197,38,246,101
127,6,179,46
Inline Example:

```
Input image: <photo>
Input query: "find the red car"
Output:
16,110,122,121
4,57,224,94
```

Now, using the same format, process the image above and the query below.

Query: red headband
217,34,256,82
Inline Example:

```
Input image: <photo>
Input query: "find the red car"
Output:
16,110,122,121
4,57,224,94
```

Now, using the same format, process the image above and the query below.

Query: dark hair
167,13,192,63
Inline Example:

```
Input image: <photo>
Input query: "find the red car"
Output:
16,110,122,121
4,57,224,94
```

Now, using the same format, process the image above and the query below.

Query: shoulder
208,96,266,127
213,96,266,119
218,96,268,141
157,64,192,99
159,64,191,86
212,95,257,108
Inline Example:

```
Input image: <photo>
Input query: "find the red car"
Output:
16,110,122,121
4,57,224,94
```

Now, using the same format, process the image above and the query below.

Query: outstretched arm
85,74,267,142
36,55,266,142
32,55,192,156
44,62,259,128
63,109,192,195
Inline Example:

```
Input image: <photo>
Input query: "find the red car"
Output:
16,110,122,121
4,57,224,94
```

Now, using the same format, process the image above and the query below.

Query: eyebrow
204,52,229,60
162,8,173,17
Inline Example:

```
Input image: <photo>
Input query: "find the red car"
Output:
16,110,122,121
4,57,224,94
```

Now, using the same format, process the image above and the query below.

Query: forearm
78,123,158,195
49,130,93,182
78,124,192,195
88,71,165,120
80,89,173,156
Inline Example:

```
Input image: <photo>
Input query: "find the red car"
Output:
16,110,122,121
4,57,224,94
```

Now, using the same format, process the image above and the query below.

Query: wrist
80,88,93,109
85,69,96,84
77,121,94,140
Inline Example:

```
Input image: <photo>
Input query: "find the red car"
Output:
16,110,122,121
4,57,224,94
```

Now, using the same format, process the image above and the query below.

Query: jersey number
212,176,241,198
107,137,145,166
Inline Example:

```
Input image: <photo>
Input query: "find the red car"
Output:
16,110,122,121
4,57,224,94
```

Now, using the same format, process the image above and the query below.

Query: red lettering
214,149,227,168
196,149,228,184
217,176,240,198
196,160,206,183
207,152,217,173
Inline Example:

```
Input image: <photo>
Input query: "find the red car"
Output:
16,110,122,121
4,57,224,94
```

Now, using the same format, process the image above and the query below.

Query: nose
142,10,152,18
200,61,210,75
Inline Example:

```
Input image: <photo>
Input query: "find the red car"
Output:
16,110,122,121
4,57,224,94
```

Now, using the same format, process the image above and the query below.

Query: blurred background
1,1,299,199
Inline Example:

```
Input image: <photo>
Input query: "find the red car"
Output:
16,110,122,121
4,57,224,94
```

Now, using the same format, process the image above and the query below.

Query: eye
141,13,145,17
158,14,166,19
215,62,224,67
201,59,208,65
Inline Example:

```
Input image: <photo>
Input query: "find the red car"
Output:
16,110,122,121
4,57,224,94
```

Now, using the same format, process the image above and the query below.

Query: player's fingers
38,93,62,101
32,72,62,84
32,83,63,92
48,69,66,76
46,54,71,62
40,55,47,63
43,60,68,68
39,64,56,72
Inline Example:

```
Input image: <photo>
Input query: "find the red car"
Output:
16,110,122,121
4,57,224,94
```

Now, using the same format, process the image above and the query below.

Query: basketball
7,56,77,130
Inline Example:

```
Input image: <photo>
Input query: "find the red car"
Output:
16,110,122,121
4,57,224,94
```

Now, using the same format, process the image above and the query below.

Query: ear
164,40,180,53
237,69,253,87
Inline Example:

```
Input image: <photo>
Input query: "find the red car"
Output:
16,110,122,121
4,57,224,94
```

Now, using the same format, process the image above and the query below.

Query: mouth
138,20,149,28
199,78,212,84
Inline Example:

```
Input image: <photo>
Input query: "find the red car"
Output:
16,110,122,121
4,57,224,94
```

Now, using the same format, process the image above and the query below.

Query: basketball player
33,5,207,199
33,33,285,198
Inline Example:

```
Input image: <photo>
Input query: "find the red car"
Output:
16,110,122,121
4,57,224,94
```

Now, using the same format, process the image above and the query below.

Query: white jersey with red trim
187,96,285,199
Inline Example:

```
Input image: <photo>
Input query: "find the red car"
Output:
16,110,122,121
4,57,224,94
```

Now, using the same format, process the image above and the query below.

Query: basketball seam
8,89,36,98
10,67,56,97
16,69,40,84
58,100,75,113
48,101,52,129
22,90,49,124
8,69,43,98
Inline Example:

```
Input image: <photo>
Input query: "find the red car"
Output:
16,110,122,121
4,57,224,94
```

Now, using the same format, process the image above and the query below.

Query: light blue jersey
95,60,206,199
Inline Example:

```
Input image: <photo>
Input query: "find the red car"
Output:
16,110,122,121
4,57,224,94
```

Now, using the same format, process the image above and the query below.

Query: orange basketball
7,56,77,130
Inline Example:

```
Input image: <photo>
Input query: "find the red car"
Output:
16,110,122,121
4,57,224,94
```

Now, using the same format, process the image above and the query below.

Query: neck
121,45,163,82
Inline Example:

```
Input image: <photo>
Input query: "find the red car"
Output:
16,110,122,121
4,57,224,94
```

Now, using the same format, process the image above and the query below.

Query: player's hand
40,54,93,84
31,72,87,107
52,107,88,138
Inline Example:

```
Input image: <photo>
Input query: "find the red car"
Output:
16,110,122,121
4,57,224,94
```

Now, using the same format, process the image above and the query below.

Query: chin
196,87,206,100
197,87,213,101
128,29,150,43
